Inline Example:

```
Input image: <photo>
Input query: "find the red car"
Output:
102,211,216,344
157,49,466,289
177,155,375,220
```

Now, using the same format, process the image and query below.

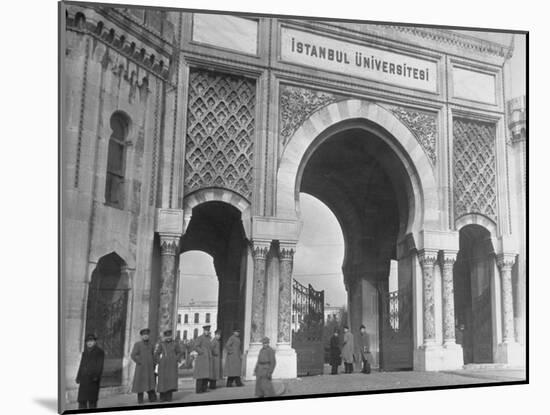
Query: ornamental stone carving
279,85,342,152
453,118,497,221
184,69,255,200
391,106,437,165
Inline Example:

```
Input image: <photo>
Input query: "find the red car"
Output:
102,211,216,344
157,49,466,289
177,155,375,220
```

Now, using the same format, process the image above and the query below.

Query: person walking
342,325,355,374
254,337,276,398
224,328,244,387
329,329,342,375
154,330,181,402
75,333,105,409
130,328,157,404
358,325,371,374
193,325,212,393
209,329,222,390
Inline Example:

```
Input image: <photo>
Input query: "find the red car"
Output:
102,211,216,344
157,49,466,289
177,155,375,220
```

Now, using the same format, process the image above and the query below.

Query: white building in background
324,304,345,323
176,300,218,340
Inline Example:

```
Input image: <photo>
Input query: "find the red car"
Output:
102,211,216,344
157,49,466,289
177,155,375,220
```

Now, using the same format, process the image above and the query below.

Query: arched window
105,112,129,208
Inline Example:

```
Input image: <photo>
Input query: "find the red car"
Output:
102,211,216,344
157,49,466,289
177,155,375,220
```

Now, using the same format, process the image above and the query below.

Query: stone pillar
244,240,270,379
439,251,463,369
273,242,297,379
419,249,438,346
158,233,180,336
495,253,523,365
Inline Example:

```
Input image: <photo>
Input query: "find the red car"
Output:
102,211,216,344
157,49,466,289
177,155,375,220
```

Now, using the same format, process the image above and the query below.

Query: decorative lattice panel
453,118,497,221
185,69,255,199
391,106,437,165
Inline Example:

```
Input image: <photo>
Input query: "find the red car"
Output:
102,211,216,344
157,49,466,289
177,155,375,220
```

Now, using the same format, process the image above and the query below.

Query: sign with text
281,27,438,93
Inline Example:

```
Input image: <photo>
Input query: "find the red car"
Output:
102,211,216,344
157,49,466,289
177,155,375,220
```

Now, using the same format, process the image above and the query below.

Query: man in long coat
254,337,276,398
341,325,355,373
131,328,157,404
224,328,244,387
193,325,212,393
358,325,371,374
154,329,181,402
329,329,341,375
76,333,105,409
209,329,222,389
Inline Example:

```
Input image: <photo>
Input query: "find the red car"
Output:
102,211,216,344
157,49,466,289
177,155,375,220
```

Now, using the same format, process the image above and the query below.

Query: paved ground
65,366,526,411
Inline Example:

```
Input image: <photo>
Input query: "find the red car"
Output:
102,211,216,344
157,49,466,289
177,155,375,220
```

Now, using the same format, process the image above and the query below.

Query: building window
193,328,198,339
177,314,181,324
205,313,211,323
176,330,181,340
183,330,187,340
184,314,188,323
105,112,129,208
194,313,199,323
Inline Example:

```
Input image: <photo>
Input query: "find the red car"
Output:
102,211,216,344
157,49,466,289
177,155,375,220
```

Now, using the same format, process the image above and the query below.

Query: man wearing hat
130,328,157,404
254,337,276,398
193,325,212,393
341,325,355,374
224,327,244,387
208,329,222,389
75,334,105,409
154,329,181,402
329,328,342,375
358,324,371,374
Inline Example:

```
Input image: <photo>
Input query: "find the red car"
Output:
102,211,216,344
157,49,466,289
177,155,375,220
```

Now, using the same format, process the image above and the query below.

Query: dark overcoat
210,338,222,380
358,333,370,361
254,346,276,397
131,340,156,393
76,345,105,403
329,335,342,367
154,340,180,393
224,334,242,377
342,332,354,363
193,334,212,379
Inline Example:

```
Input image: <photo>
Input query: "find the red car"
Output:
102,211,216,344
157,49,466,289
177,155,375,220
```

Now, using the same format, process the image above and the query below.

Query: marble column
441,251,457,345
277,243,295,346
497,254,516,343
158,233,180,337
418,249,438,346
250,240,270,344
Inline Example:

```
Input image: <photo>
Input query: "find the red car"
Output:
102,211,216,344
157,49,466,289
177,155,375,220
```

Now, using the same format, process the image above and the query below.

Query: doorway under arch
84,252,130,387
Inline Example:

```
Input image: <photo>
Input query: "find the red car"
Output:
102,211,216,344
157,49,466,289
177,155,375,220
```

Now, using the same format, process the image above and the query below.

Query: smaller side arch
182,188,251,239
455,213,498,237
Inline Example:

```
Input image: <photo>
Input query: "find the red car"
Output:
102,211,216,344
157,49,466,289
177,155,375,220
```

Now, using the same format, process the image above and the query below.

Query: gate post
158,233,181,336
274,242,298,379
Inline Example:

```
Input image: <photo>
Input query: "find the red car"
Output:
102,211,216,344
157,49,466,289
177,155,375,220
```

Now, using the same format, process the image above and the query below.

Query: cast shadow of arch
33,398,57,413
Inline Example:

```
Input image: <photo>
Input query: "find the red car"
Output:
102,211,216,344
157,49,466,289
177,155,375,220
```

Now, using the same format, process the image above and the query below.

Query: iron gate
85,288,129,386
379,283,413,371
291,280,325,376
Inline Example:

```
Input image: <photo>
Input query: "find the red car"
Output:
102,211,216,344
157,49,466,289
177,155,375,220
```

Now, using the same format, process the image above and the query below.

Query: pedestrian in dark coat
131,328,157,404
342,326,355,373
209,329,222,389
254,337,276,398
154,330,181,402
358,325,371,374
329,329,342,375
76,334,105,409
224,328,244,387
193,325,212,393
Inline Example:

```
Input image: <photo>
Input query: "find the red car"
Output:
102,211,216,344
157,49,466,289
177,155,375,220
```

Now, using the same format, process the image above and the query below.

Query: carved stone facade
453,118,497,221
391,106,437,165
184,69,256,200
279,85,342,153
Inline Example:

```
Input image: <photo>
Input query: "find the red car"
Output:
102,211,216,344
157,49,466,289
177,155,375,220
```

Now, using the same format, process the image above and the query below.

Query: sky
178,193,347,307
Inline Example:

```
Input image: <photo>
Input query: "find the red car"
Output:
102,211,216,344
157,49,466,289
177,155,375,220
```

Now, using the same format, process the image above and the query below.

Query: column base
495,341,525,366
414,343,465,371
272,344,297,379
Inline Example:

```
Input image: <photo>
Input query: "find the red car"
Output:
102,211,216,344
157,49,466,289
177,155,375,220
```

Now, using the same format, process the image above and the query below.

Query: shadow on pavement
34,398,58,413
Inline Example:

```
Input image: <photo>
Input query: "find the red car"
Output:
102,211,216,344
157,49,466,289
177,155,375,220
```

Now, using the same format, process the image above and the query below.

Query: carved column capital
278,242,296,262
418,249,439,267
159,233,181,256
252,240,271,260
441,250,458,269
497,253,516,271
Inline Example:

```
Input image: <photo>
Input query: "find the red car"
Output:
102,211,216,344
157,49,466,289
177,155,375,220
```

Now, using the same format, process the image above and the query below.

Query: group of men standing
329,324,372,375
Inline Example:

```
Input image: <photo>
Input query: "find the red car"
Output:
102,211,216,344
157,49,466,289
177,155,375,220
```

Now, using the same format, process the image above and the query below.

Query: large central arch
276,99,439,236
